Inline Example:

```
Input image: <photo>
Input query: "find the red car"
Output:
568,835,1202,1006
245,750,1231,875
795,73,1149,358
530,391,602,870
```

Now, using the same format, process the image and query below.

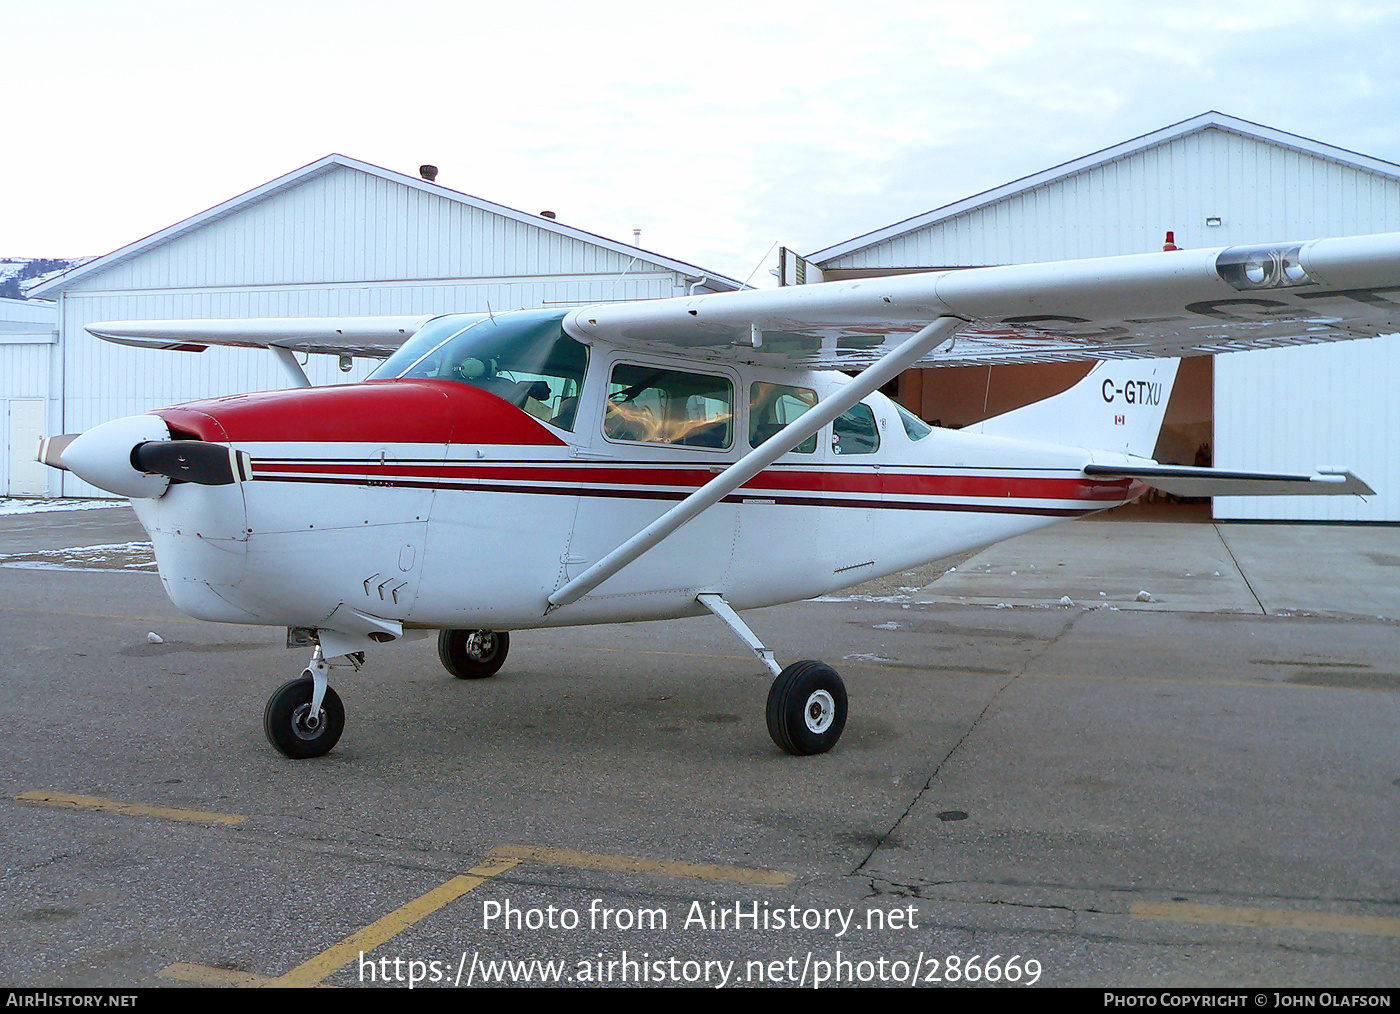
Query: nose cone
61,415,172,498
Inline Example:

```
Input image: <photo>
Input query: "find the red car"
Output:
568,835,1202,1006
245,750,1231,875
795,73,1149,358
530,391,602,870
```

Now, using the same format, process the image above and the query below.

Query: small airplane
37,234,1397,759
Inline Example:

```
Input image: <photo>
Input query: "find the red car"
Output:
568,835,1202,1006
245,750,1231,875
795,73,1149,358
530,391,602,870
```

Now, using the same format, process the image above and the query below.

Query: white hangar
1,296,58,496
804,112,1400,522
29,154,742,498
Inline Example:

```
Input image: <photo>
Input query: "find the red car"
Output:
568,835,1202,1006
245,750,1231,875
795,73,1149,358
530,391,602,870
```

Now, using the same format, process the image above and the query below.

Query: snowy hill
0,257,93,299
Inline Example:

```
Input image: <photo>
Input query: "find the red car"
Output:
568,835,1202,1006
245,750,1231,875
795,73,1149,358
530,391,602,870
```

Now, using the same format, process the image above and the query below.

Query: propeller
131,441,251,486
36,434,78,470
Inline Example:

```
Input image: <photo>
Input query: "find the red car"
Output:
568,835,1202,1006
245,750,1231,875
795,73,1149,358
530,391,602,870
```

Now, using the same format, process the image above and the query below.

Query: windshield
369,311,589,431
895,402,932,441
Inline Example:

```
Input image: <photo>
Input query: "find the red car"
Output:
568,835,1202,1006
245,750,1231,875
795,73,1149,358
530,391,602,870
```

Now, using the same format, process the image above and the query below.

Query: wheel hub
467,631,496,660
804,690,835,734
291,703,325,740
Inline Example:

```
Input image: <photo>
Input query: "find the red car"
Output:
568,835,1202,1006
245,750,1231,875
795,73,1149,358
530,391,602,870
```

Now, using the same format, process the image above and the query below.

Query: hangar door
8,400,47,496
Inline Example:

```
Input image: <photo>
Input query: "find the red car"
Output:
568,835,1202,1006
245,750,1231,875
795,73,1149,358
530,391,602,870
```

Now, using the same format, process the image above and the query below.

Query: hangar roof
33,154,743,298
806,111,1400,266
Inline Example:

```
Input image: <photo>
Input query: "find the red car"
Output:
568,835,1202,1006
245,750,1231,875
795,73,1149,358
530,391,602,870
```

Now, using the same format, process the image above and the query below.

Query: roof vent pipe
419,165,439,182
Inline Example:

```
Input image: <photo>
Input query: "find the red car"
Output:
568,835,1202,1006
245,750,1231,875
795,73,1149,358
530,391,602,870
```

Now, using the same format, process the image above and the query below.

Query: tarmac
911,509,1400,622
2,501,1398,988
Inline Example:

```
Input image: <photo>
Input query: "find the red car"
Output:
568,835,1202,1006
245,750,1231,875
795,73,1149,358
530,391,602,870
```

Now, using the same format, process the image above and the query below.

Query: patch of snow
0,541,155,574
810,594,912,604
0,498,122,516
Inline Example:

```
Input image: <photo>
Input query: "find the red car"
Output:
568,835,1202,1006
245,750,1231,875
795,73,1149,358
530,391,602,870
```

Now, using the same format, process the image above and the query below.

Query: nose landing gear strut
263,646,351,758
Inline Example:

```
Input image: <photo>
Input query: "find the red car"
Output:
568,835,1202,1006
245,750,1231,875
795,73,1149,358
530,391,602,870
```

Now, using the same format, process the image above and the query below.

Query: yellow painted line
158,963,276,987
1131,901,1400,938
257,856,521,988
17,791,245,825
490,844,793,887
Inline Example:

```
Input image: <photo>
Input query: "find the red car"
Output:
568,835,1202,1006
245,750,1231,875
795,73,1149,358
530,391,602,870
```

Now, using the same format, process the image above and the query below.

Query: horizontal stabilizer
1084,463,1374,497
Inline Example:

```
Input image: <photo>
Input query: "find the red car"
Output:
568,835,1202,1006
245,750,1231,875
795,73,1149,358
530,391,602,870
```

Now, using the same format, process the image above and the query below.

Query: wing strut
547,316,963,610
269,346,313,388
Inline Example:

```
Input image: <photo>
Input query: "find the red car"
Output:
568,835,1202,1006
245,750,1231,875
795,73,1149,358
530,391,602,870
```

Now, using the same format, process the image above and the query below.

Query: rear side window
749,382,817,453
833,403,880,455
605,364,733,448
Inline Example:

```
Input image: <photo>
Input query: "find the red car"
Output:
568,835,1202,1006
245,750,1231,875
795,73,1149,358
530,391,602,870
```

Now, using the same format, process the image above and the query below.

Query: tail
965,358,1180,458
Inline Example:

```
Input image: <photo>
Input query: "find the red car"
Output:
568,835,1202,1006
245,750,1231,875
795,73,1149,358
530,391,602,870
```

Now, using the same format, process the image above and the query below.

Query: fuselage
124,311,1142,638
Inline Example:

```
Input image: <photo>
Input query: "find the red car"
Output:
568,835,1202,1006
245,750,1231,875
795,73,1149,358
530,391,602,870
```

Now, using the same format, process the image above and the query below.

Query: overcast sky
4,0,1399,284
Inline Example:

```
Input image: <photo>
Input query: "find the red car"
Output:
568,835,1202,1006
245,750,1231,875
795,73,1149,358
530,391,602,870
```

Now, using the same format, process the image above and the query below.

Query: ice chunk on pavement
147,632,164,644
1135,590,1155,603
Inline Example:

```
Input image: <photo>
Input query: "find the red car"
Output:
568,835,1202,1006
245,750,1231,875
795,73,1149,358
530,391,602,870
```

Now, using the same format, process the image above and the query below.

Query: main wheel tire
263,676,344,759
438,629,510,680
766,660,847,756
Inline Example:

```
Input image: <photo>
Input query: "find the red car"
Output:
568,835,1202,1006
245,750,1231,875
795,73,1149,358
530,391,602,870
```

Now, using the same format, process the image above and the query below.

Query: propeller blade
132,441,250,486
36,434,79,471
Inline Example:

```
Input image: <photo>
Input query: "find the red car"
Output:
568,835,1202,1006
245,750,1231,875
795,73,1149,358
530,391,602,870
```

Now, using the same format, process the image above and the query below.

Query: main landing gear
697,594,848,756
437,628,510,679
263,646,348,759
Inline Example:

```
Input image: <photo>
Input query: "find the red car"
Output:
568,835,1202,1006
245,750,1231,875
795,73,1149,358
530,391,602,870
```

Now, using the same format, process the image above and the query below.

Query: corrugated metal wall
76,167,664,290
823,126,1400,521
52,166,706,497
827,128,1400,267
1214,336,1400,520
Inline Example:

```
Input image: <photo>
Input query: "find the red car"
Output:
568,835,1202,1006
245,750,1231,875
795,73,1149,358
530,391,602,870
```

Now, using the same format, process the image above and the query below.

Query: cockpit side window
369,312,589,431
749,382,817,453
833,402,880,455
605,364,733,448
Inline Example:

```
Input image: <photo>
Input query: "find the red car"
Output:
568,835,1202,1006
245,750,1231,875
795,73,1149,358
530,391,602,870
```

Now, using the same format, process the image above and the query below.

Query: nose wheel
263,675,345,758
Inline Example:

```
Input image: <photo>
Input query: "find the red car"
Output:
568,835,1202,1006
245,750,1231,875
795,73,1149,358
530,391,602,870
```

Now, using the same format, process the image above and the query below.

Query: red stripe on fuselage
249,460,1133,502
153,379,565,446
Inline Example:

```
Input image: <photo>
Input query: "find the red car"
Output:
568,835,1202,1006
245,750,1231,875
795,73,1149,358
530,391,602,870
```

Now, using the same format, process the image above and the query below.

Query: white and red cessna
38,235,1397,758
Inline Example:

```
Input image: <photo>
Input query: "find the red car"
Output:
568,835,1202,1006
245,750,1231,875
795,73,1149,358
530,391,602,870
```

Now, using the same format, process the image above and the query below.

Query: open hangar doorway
881,357,1215,516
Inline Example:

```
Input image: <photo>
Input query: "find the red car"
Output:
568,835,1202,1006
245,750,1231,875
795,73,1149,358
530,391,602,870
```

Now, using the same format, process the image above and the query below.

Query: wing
85,315,439,358
563,233,1400,369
